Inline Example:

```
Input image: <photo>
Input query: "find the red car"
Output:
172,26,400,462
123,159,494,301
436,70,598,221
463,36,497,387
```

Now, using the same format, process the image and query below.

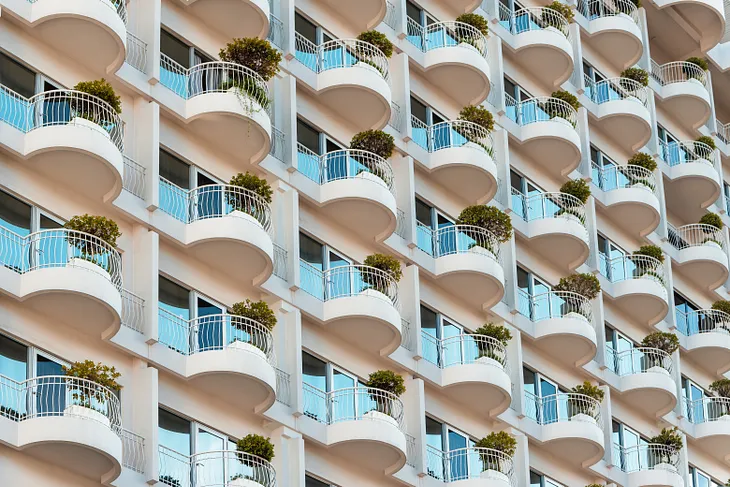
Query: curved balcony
600,254,668,326
592,164,660,237
676,309,730,375
578,0,642,69
685,397,730,463
609,348,677,417
7,0,127,72
405,20,490,105
158,180,274,285
668,223,729,290
321,0,388,30
417,224,505,309
511,191,590,270
0,88,125,202
651,0,725,51
422,333,512,417
159,58,272,164
661,141,720,222
584,77,651,151
296,145,397,241
299,262,402,355
519,290,597,366
499,7,574,87
157,309,277,412
410,117,498,203
653,62,712,130
0,228,122,335
176,0,270,39
158,447,276,487
0,375,123,481
524,391,604,467
294,36,391,130
506,96,581,175
302,384,407,472
617,444,684,487
425,446,516,487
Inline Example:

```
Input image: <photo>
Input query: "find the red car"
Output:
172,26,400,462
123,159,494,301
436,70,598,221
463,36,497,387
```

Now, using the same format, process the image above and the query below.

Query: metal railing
518,290,594,323
121,429,146,473
269,126,286,162
298,260,400,309
410,116,495,157
416,223,502,263
510,190,587,226
296,144,395,194
675,308,730,336
28,0,129,24
685,396,730,424
158,178,272,233
651,60,708,88
613,443,681,473
576,0,639,21
0,227,123,290
389,101,403,132
405,433,418,467
591,163,656,194
426,445,516,485
275,368,291,406
121,289,145,334
405,19,488,57
395,208,408,239
598,254,666,286
125,32,148,73
498,6,570,39
301,383,405,430
524,390,603,427
606,347,673,376
157,308,275,363
717,118,730,144
158,446,276,487
293,34,390,82
268,14,284,49
658,139,715,167
0,85,125,153
0,374,122,434
384,0,398,29
421,332,509,372
272,243,288,280
504,94,578,128
583,76,649,106
401,317,415,351
667,223,727,253
122,155,146,199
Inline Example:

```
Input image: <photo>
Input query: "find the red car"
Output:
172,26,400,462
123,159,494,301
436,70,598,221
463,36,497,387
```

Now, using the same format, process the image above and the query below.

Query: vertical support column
512,430,530,487
284,305,303,417
586,197,600,271
569,23,584,94
281,74,297,172
595,294,607,369
672,349,684,419
507,328,524,415
599,385,613,465
390,52,409,136
395,0,408,38
271,180,298,288
636,9,651,74
131,360,158,485
488,36,505,115
400,264,421,358
139,0,161,84
646,90,660,158
270,427,304,487
408,378,427,476
705,70,718,135
664,255,676,331
134,99,159,210
678,430,690,484
132,226,159,344
577,107,592,179
281,0,296,59
400,155,417,248
655,163,668,240
713,149,726,214
493,129,510,208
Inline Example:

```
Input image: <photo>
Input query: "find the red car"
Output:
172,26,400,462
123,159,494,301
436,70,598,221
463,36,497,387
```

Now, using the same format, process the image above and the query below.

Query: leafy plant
474,431,517,459
685,56,709,72
350,130,395,159
63,360,121,406
560,179,591,203
455,13,489,35
641,331,679,354
545,1,574,24
459,105,494,133
366,370,406,396
456,206,513,243
700,212,723,230
236,434,275,463
712,300,730,315
570,381,603,416
73,78,122,114
219,79,271,109
363,253,403,289
64,214,121,265
357,30,394,58
554,273,601,300
620,67,649,87
229,172,273,204
710,378,730,398
572,381,605,402
219,38,282,81
697,135,717,151
546,90,580,119
231,299,277,331
649,427,682,450
586,484,605,487
633,245,664,264
475,323,512,347
627,152,657,172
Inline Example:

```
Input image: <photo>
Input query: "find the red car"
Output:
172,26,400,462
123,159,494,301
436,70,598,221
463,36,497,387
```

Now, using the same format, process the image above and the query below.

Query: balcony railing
598,254,666,286
658,139,715,167
675,308,730,336
667,223,727,253
410,116,495,157
416,224,502,264
121,429,146,473
405,19,488,57
294,35,390,82
267,14,284,49
299,261,400,308
511,190,587,226
275,367,291,406
125,32,148,73
0,374,122,434
717,118,730,145
121,289,145,333
31,0,129,24
576,0,639,21
613,443,681,473
302,383,405,429
684,396,730,424
498,5,571,39
296,144,395,194
158,446,276,487
0,227,123,290
426,445,516,484
384,0,398,29
158,178,272,233
389,101,403,132
122,154,146,199
591,163,656,194
518,290,593,323
504,94,578,128
651,60,708,88
605,346,673,376
421,332,509,371
157,308,275,362
583,76,649,107
524,390,603,427
0,85,125,153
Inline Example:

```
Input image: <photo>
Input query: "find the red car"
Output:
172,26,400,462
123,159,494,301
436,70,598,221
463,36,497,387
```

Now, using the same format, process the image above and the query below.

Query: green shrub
64,214,121,248
710,378,730,398
686,56,709,71
560,179,591,203
641,331,679,354
649,427,683,450
572,381,605,402
459,105,494,133
554,273,601,300
73,78,122,114
236,434,275,462
474,431,517,457
363,253,402,283
620,67,649,87
219,79,271,109
455,13,489,35
545,1,574,23
633,245,664,263
63,360,122,405
219,38,282,81
357,30,394,58
456,206,512,243
366,370,406,396
712,300,730,315
229,172,273,203
697,135,717,151
231,299,277,331
628,152,657,172
474,323,512,347
585,484,605,487
551,89,580,111
700,212,723,229
350,130,395,159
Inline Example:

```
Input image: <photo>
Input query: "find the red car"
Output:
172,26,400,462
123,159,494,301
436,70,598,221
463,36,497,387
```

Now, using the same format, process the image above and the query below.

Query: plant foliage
686,56,709,71
74,78,122,114
710,378,730,398
350,130,395,159
572,381,605,402
474,323,512,347
459,105,495,133
455,13,489,35
697,135,717,151
231,299,277,331
64,214,121,248
633,245,664,264
236,434,275,462
620,67,649,87
229,172,273,203
363,253,403,283
366,370,406,396
474,431,517,457
546,1,574,23
649,427,682,450
712,300,730,315
554,273,601,300
700,212,723,230
627,152,657,172
456,206,513,243
357,30,394,58
219,38,282,81
63,359,122,405
641,331,679,354
551,89,580,111
560,179,591,203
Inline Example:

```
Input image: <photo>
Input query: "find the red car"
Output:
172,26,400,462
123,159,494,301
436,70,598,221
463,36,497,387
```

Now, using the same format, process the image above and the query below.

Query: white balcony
0,375,123,482
0,228,123,336
599,255,668,326
421,333,512,417
174,0,270,39
299,262,402,355
404,20,491,106
676,309,730,375
158,447,276,487
498,7,574,87
3,0,127,72
294,37,392,131
524,392,605,467
416,224,505,309
505,96,582,176
425,446,516,487
584,77,652,151
609,348,677,417
156,310,277,412
667,223,729,291
661,141,721,222
409,118,499,204
301,385,407,472
652,61,712,131
577,0,643,69
685,397,730,464
321,0,388,30
157,180,274,285
592,164,661,238
616,444,684,487
0,87,125,202
296,146,397,241
511,191,590,271
649,0,725,52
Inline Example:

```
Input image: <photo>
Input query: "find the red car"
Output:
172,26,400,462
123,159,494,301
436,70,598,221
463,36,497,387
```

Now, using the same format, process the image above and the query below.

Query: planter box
469,245,496,259
363,409,398,427
360,288,391,302
564,311,588,322
356,171,388,189
70,117,109,138
69,257,111,281
646,365,670,376
229,210,263,229
64,404,110,428
570,412,597,425
654,462,677,473
228,339,267,361
704,240,722,250
476,355,505,369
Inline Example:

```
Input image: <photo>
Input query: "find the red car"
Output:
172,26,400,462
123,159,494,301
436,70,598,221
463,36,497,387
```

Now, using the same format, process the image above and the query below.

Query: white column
586,197,600,271
577,107,592,179
281,0,296,59
281,74,297,172
133,99,159,210
400,264,421,359
636,9,651,74
131,360,158,484
655,164,668,240
508,328,524,415
270,426,304,487
493,128,510,208
138,0,161,84
672,349,684,419
284,305,303,417
568,23,584,93
132,226,158,344
594,293,607,369
409,378,427,476
390,52,409,135
512,429,530,487
488,36,505,115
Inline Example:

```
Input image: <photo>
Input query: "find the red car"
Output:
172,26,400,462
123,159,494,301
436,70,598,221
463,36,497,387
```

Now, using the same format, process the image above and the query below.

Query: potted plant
455,13,489,35
219,38,281,111
557,179,589,223
696,135,717,151
709,379,730,421
546,90,580,122
362,253,402,299
456,205,512,256
712,300,730,333
474,323,512,367
63,214,121,278
620,67,649,88
553,273,600,320
364,370,405,425
648,427,682,471
455,13,489,50
350,130,395,187
72,79,121,134
232,434,275,486
230,299,276,356
457,105,495,151
631,245,664,283
699,213,723,248
640,331,678,374
62,359,121,427
356,31,393,76
474,431,516,482
627,152,657,190
544,1,574,33
569,381,604,424
684,57,708,83
226,172,272,226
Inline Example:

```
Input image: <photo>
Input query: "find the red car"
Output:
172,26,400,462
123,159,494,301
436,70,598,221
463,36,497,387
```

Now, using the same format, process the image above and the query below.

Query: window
583,62,623,104
298,232,353,300
612,420,648,471
689,466,724,487
674,292,709,336
523,367,569,423
516,265,551,320
158,148,223,222
590,147,627,191
159,29,214,97
301,351,364,422
682,377,710,422
295,118,344,183
529,470,565,487
510,170,544,220
657,125,691,166
414,198,455,255
0,50,62,97
420,305,466,367
596,234,627,280
409,95,450,151
293,13,336,71
424,416,477,481
503,76,534,123
604,324,635,374
305,475,336,487
725,182,730,214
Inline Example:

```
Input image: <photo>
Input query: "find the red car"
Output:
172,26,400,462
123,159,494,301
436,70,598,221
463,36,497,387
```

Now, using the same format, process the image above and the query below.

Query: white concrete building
2,0,730,486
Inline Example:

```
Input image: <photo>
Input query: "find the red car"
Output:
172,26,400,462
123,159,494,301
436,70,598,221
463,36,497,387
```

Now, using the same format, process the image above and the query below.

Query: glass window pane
0,51,36,98
160,149,190,189
295,12,318,43
0,334,27,382
305,476,330,487
420,305,439,365
410,96,428,123
161,30,191,68
0,190,32,236
299,233,323,268
415,198,433,226
297,119,321,153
